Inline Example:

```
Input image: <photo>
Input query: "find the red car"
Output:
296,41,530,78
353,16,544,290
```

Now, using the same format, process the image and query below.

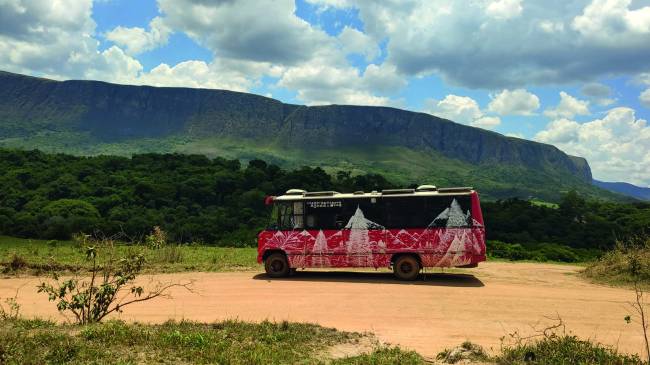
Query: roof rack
303,191,339,197
381,188,415,195
437,186,473,193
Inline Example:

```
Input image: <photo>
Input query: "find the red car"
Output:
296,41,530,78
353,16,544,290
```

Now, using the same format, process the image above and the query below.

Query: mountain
593,180,650,201
0,70,623,201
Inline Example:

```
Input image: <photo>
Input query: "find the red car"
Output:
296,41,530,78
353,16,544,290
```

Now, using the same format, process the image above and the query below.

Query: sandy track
0,262,645,358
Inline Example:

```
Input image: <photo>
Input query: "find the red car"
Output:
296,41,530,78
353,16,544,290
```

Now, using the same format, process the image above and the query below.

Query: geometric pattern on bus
259,198,486,268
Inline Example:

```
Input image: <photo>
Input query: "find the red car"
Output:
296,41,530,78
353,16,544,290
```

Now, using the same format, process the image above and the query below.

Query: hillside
593,180,650,201
0,70,621,201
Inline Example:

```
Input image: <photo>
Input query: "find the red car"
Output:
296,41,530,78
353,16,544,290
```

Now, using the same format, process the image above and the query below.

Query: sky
1,0,649,187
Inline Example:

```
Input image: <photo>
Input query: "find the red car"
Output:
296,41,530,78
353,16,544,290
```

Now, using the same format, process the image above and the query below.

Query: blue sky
1,0,649,186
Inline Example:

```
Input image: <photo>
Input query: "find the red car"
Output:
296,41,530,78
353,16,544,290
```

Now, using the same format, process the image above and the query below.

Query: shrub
37,243,191,324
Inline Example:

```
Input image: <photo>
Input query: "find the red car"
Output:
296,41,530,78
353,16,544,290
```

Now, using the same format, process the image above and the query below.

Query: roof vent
353,191,364,195
381,188,415,195
416,184,437,192
285,189,306,195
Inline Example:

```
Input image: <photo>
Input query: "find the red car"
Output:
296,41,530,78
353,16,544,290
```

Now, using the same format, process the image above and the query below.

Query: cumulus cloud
425,94,501,130
535,107,650,186
472,116,502,129
157,0,332,65
544,91,590,119
278,62,395,106
426,95,482,124
485,0,523,20
0,0,148,83
105,17,171,55
338,26,380,61
341,0,650,88
488,89,540,116
641,88,650,108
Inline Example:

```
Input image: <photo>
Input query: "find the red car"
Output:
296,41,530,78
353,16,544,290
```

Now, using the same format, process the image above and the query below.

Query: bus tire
265,253,290,278
393,255,420,281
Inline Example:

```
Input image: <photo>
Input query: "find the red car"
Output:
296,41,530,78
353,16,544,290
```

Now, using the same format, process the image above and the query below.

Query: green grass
0,236,259,275
0,318,424,364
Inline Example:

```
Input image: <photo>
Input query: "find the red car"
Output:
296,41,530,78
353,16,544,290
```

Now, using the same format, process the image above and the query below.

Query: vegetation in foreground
583,236,650,287
0,318,424,365
0,317,643,364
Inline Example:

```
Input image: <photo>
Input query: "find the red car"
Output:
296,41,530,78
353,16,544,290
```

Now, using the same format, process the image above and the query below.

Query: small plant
436,341,488,364
37,244,191,324
8,253,27,271
146,226,167,249
0,295,21,320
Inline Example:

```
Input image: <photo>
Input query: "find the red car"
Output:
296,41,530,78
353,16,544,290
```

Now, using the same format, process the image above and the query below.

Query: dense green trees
0,149,648,249
0,149,394,244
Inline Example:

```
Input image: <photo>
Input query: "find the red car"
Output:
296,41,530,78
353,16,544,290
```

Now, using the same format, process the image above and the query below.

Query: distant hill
0,70,624,202
593,180,650,201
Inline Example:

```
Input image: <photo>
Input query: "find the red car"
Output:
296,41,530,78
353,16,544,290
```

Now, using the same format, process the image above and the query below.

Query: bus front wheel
265,253,290,278
393,255,420,281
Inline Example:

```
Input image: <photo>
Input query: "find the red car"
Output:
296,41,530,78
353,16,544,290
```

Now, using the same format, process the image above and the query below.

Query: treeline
0,149,394,245
483,193,650,250
0,149,648,249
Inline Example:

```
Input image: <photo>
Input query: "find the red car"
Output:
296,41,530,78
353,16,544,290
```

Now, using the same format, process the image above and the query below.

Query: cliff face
0,70,592,182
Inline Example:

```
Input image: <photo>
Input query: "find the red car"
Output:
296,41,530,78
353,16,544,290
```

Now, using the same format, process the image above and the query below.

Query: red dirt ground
0,262,645,358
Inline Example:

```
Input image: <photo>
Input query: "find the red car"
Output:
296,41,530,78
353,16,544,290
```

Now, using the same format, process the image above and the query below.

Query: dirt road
0,262,645,358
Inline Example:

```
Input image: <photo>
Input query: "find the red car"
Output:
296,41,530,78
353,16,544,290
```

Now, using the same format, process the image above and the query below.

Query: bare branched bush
37,241,192,324
624,237,650,363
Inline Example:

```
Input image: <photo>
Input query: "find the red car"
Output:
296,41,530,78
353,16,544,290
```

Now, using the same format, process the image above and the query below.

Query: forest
0,149,648,253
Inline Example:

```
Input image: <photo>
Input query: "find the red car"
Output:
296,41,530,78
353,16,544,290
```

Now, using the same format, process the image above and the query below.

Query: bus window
278,202,293,230
267,203,280,230
293,201,304,229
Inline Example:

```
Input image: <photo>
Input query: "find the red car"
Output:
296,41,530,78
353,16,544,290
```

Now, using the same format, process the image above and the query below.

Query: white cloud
471,116,502,129
278,62,391,106
488,89,540,116
338,26,380,61
425,95,501,130
535,107,650,186
158,0,332,65
426,95,482,124
544,91,590,119
105,17,171,55
343,0,650,88
640,88,650,108
572,0,650,44
486,0,523,20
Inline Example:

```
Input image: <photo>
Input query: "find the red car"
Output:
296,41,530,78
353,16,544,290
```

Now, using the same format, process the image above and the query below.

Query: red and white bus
257,185,486,280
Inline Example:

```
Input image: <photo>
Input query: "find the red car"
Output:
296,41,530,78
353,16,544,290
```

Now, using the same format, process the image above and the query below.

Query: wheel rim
400,261,413,274
270,259,284,273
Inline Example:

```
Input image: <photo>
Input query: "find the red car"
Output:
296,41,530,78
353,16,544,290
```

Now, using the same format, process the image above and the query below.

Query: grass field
0,236,259,276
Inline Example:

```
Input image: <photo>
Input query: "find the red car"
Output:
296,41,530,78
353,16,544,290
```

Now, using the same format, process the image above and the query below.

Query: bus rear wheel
265,253,290,278
393,255,420,281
